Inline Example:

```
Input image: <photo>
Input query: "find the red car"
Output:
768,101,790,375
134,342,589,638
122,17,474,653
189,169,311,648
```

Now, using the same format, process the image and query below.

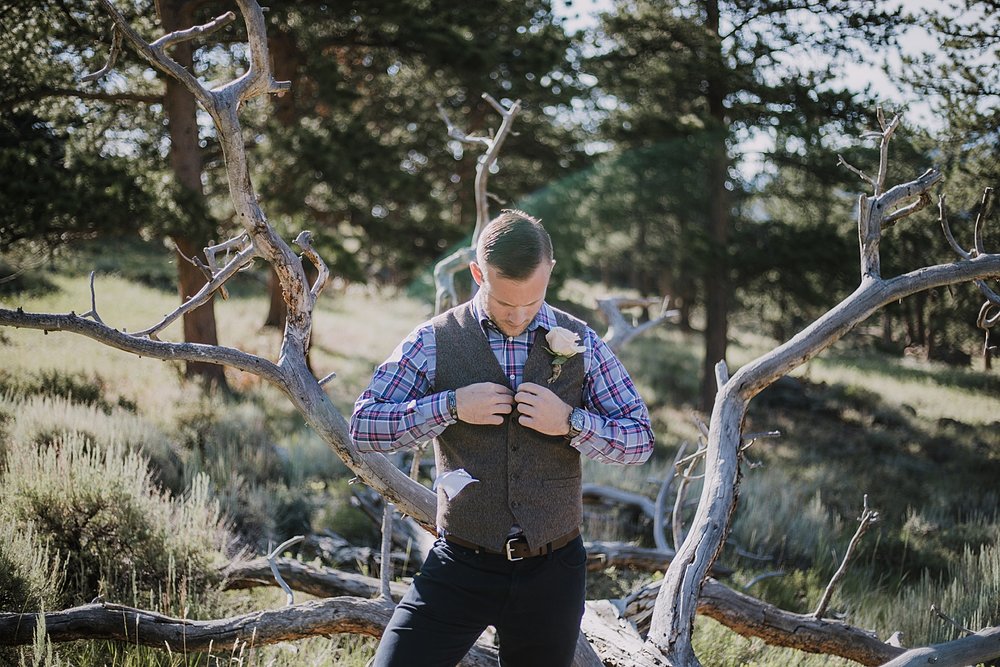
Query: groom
351,209,654,667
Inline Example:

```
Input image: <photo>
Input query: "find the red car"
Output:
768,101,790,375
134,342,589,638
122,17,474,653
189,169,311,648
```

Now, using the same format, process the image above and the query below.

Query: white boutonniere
544,326,586,384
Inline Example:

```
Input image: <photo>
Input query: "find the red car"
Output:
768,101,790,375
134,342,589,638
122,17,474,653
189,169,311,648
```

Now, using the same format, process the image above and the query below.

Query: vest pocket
543,475,581,489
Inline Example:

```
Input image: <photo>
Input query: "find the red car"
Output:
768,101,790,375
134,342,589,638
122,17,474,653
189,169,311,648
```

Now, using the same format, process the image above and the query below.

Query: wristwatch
447,390,459,421
567,407,585,439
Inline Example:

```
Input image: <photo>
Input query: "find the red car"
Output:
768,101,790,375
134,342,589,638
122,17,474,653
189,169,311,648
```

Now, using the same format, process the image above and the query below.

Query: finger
494,402,514,414
483,415,504,425
517,382,546,395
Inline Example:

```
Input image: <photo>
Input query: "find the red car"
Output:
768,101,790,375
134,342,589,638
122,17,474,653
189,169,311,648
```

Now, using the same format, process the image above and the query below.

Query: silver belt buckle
504,537,524,562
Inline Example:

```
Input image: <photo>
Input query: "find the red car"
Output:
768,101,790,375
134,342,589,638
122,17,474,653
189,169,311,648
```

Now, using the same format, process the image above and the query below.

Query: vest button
511,444,519,451
511,500,521,509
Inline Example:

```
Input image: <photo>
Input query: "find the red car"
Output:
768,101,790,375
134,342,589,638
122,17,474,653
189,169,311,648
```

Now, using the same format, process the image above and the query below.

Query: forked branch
136,239,259,338
80,25,122,82
433,94,522,313
597,296,680,352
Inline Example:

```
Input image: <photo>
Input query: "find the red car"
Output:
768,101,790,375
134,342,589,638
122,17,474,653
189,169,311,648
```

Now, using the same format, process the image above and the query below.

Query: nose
507,308,529,326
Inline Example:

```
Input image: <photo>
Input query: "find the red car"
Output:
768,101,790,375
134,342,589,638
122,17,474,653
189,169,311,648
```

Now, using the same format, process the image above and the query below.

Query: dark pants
372,535,587,667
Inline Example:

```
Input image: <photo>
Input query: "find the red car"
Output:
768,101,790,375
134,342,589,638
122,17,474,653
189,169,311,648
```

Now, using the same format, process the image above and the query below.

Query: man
351,209,654,667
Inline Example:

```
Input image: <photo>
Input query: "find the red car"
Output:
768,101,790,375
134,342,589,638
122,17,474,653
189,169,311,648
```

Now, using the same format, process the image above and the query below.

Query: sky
551,0,950,123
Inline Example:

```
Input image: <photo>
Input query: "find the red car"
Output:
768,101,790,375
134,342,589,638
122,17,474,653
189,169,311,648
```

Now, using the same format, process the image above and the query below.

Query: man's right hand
454,382,514,425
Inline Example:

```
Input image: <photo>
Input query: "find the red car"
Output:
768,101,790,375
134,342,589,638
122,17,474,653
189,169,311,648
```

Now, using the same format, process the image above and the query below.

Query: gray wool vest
431,301,587,552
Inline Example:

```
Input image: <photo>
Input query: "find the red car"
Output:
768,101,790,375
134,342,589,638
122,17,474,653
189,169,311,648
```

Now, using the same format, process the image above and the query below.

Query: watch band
567,407,584,438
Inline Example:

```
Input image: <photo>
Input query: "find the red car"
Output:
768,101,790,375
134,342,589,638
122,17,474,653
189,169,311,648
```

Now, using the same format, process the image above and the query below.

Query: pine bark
159,0,227,387
699,0,730,413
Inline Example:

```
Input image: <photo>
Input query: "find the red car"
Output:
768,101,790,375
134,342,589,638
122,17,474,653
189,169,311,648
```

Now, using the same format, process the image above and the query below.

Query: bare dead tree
644,107,1000,666
433,94,521,314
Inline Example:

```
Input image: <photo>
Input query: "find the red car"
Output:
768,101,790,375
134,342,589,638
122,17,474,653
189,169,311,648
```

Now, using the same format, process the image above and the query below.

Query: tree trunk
699,0,730,413
263,26,301,330
265,267,286,328
159,0,227,387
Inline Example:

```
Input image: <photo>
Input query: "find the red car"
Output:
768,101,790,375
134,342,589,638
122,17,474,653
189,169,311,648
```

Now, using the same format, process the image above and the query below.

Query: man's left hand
514,382,572,436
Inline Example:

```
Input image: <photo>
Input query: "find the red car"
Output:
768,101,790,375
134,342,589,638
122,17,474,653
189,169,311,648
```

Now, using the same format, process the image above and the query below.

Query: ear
469,260,485,286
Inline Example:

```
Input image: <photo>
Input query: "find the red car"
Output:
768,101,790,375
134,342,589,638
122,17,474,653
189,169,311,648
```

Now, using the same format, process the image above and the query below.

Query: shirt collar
472,292,557,336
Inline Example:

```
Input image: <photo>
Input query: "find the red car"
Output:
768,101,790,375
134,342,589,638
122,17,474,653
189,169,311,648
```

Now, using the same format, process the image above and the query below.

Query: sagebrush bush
0,431,229,611
0,520,63,613
2,392,184,493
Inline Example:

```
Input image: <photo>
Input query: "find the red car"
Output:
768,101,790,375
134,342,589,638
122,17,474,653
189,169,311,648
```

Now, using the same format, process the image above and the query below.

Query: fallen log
585,541,732,577
0,597,394,649
879,624,1000,667
625,578,905,666
0,597,501,666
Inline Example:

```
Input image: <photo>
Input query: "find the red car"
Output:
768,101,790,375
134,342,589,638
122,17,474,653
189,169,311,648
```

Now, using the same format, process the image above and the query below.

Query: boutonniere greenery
544,326,586,383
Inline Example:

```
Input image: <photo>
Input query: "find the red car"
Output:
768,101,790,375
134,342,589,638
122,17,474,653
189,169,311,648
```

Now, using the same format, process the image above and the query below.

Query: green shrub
0,432,228,611
0,369,137,414
0,256,56,298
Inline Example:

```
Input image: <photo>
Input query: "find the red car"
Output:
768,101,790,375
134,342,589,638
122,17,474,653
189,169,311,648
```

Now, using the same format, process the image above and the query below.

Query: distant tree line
1,0,996,396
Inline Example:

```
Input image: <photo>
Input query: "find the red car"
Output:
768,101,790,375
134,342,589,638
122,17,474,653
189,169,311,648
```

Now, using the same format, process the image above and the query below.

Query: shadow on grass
820,347,1000,394
747,374,1000,579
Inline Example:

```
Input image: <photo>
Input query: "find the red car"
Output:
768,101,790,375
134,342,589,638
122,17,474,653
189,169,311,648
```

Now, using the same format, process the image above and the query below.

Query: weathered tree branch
80,25,122,82
222,557,408,600
653,443,689,551
626,578,905,666
597,296,680,352
136,241,259,338
150,11,236,51
930,603,975,636
266,536,305,607
880,624,1000,667
0,309,283,381
874,107,902,197
0,598,396,651
433,93,521,314
81,271,104,325
813,495,879,619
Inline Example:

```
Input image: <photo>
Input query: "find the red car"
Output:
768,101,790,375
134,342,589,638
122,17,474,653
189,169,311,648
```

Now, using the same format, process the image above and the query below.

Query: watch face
571,409,585,432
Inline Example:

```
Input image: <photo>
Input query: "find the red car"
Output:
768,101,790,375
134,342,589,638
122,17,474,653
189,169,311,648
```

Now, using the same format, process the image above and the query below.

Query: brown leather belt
444,528,580,561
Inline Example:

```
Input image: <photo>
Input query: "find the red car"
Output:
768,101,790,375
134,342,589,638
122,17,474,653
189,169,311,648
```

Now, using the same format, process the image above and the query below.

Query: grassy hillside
2,241,999,665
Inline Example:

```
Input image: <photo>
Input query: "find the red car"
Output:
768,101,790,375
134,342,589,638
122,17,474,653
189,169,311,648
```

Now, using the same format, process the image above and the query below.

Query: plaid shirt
350,296,654,465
